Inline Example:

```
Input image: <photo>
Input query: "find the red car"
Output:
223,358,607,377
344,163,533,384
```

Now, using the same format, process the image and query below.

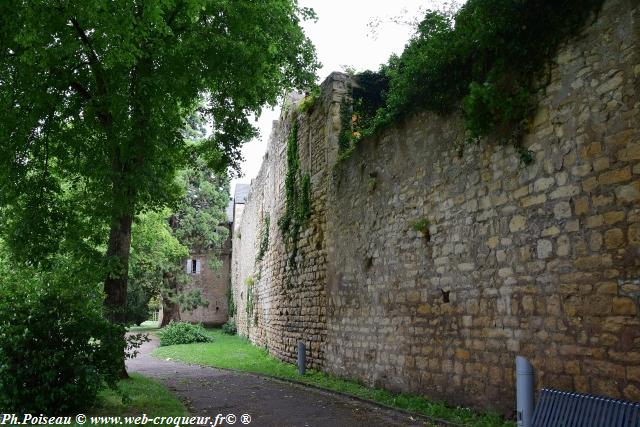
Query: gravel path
126,335,433,427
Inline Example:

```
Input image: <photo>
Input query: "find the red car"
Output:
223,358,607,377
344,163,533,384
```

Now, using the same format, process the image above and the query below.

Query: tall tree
0,1,318,328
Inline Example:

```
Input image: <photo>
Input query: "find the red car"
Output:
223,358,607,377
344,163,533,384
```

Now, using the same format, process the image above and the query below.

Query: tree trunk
104,214,133,323
104,213,133,378
160,272,181,327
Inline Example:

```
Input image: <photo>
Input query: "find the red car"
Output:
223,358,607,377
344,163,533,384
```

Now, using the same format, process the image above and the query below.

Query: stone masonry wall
232,0,640,414
180,230,232,327
231,78,348,368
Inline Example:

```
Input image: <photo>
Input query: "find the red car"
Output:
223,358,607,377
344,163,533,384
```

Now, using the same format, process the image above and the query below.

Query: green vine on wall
227,285,236,317
256,213,270,263
245,276,254,328
278,121,311,268
338,98,354,156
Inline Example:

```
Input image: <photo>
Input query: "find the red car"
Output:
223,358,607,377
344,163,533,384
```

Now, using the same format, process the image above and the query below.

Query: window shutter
185,259,190,274
196,259,201,274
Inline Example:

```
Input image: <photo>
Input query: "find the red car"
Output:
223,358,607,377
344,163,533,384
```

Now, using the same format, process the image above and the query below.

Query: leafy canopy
0,0,319,263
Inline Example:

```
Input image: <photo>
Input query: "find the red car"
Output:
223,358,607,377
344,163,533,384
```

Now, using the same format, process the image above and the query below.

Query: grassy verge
152,328,513,427
71,374,187,427
92,373,187,416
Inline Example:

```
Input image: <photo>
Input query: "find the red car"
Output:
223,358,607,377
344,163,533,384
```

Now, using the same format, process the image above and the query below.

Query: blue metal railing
532,388,640,427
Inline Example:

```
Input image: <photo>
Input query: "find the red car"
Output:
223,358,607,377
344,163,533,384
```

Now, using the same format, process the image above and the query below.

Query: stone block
537,239,553,259
550,185,580,199
534,177,555,192
618,144,640,161
585,215,603,228
557,235,571,256
521,194,547,207
554,201,572,219
612,297,636,315
574,197,589,215
509,215,526,232
599,167,631,185
604,228,624,249
615,181,640,203
603,211,625,225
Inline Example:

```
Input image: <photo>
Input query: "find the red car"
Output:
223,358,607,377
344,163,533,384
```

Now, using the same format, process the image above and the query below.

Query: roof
234,183,250,204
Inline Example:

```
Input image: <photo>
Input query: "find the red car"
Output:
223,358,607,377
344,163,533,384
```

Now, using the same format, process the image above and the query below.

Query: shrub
352,0,604,150
158,322,213,346
221,321,237,335
0,263,124,414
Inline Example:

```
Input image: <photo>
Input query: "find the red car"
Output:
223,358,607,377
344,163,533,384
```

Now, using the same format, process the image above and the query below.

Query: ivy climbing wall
231,76,349,368
231,0,640,414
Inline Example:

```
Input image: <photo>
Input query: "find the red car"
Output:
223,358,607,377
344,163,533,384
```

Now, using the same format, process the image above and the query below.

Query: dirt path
126,336,433,427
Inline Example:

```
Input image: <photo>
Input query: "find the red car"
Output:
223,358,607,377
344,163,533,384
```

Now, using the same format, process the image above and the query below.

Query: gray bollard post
297,341,306,375
516,356,534,427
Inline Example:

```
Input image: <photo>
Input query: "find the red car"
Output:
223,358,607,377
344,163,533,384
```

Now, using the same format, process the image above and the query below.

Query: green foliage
157,322,213,347
173,149,231,253
352,71,389,135
227,287,236,318
90,373,188,419
128,210,190,324
0,250,125,413
278,122,312,267
0,0,319,320
410,218,431,240
351,0,604,152
245,276,254,326
297,86,320,113
410,219,430,233
300,175,311,221
256,214,271,263
338,98,354,155
129,211,189,292
129,143,231,324
221,321,237,335
126,282,154,326
367,175,377,192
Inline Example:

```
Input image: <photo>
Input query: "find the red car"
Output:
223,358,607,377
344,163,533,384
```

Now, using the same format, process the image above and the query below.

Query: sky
230,0,447,195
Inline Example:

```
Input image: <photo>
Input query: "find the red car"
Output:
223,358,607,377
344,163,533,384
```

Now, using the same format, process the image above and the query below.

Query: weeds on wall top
297,86,320,113
278,121,312,268
340,0,604,159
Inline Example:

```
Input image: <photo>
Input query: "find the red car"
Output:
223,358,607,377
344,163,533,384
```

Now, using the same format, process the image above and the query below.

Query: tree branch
69,17,108,99
70,81,91,101
68,17,112,128
69,18,100,67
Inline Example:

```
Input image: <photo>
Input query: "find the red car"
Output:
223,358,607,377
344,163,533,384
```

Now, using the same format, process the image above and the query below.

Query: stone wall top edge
238,70,351,211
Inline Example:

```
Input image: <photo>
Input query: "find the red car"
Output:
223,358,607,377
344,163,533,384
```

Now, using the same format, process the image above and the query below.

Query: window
186,258,201,275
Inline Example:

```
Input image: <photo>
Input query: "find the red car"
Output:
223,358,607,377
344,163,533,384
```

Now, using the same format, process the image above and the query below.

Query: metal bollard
297,341,306,375
516,356,534,427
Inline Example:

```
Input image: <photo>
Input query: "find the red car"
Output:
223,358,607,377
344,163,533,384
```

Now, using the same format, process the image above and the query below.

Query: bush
352,0,604,148
158,322,213,346
221,321,237,335
0,262,124,414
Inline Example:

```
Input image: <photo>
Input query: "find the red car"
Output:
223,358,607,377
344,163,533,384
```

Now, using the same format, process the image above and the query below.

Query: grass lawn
152,328,513,427
92,373,187,415
71,373,187,427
